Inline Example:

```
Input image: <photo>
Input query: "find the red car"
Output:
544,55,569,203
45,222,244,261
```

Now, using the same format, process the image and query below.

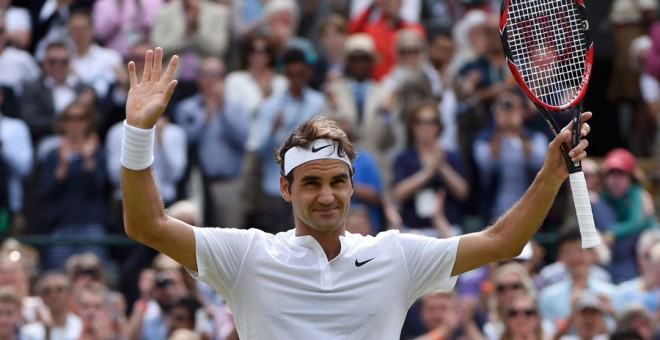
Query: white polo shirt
190,228,459,339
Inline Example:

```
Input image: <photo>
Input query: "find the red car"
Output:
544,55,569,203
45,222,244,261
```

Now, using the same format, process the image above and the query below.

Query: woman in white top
225,33,288,119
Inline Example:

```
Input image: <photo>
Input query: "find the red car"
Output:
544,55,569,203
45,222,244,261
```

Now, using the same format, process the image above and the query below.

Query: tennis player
121,48,592,339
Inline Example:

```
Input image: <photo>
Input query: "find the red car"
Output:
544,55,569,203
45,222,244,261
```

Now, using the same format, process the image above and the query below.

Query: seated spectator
0,243,41,324
554,290,612,340
391,100,468,232
614,304,654,340
322,33,397,189
75,282,126,340
601,148,658,283
538,229,619,335
616,229,660,313
226,33,287,121
260,0,316,64
347,0,425,80
67,9,122,100
165,295,204,339
499,291,551,340
1,0,31,50
128,256,190,340
412,289,484,340
150,0,230,98
382,28,434,118
39,101,109,269
247,48,323,233
581,158,616,233
0,285,22,340
482,262,543,340
21,271,83,339
20,40,93,146
0,87,33,235
472,87,547,223
92,0,163,58
310,13,347,90
174,56,249,229
0,11,40,96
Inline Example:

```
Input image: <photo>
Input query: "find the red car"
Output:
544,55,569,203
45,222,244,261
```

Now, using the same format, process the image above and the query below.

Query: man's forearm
489,171,562,258
122,167,167,241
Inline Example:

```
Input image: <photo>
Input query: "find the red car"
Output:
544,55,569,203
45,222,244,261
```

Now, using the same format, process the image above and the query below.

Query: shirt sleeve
190,227,259,296
397,233,460,299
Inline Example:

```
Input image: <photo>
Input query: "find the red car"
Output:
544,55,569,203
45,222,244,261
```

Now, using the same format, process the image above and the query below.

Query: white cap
515,242,533,261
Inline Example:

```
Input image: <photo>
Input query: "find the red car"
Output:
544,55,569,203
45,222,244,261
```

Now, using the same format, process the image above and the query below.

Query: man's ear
280,176,291,202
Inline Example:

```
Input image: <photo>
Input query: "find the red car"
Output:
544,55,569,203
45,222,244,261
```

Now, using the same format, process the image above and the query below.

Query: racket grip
569,172,600,248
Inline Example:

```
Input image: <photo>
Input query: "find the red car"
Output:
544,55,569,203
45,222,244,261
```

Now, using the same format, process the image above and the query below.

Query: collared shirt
190,228,459,340
106,121,187,203
71,44,122,98
21,313,83,340
44,75,80,115
175,95,250,178
250,88,324,196
0,46,40,95
0,115,33,212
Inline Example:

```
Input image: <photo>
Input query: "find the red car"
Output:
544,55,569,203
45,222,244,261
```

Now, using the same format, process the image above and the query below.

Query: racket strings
506,0,587,107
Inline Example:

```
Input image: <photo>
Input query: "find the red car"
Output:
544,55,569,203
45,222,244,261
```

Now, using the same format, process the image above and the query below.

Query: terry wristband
121,120,155,170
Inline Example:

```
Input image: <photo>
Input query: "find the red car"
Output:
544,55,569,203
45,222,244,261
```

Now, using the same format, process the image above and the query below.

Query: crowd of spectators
0,0,660,339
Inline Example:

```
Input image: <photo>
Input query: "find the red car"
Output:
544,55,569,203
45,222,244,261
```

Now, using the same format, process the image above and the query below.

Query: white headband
283,139,352,176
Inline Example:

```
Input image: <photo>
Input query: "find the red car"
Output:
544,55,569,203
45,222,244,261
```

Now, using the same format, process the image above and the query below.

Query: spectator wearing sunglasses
472,87,548,224
20,40,94,147
500,291,551,340
482,262,542,340
21,271,83,340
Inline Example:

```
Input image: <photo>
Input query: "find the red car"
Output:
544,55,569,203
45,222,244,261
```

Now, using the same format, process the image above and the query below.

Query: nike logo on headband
311,144,331,153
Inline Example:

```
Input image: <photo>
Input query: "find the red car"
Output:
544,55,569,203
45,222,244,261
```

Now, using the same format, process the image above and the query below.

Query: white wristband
121,120,155,170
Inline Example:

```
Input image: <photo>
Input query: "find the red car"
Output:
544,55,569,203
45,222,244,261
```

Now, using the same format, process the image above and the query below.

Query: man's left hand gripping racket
500,0,599,248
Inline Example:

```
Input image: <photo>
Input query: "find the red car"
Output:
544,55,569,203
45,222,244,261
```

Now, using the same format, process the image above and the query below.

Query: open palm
125,47,179,129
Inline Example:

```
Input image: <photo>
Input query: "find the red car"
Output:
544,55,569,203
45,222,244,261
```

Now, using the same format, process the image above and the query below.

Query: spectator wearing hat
554,290,612,340
601,148,658,283
322,33,397,191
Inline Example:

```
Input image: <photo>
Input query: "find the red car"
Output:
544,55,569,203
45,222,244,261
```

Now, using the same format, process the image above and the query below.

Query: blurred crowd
0,0,659,339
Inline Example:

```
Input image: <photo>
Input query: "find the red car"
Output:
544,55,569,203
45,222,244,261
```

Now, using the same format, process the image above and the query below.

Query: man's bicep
451,232,502,276
150,217,198,272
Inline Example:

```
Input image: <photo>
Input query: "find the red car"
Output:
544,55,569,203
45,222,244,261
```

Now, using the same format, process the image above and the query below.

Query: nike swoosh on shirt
311,144,331,153
354,257,375,267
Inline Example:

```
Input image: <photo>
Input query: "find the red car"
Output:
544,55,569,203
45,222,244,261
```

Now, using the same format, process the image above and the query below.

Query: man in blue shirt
247,48,324,233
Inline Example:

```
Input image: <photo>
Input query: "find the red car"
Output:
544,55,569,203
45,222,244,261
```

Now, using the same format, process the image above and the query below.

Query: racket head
500,0,593,111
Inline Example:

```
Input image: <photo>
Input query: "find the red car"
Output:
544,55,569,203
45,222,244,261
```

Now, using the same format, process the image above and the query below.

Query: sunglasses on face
496,99,519,110
199,70,224,79
41,285,67,295
63,115,86,122
496,282,523,293
507,308,537,318
399,48,421,55
46,57,70,66
414,118,438,126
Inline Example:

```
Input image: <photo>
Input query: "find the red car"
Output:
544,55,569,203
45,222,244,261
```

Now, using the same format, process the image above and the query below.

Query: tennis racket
500,0,599,248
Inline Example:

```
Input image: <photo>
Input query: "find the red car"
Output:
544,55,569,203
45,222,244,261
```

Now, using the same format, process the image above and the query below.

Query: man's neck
76,43,92,56
295,226,344,261
51,311,68,327
289,88,304,99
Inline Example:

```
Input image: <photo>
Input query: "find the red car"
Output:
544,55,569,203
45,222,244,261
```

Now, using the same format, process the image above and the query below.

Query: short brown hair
275,116,356,181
